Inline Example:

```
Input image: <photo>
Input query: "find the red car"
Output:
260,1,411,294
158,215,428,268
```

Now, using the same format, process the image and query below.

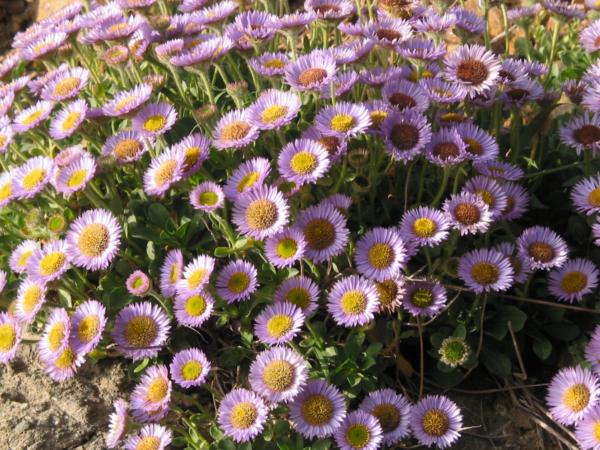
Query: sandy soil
0,345,129,450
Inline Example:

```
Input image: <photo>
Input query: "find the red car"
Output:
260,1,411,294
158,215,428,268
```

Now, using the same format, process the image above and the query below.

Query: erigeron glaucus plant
3,0,600,448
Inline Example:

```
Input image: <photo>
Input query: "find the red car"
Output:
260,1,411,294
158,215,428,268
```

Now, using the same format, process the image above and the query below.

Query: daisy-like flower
126,270,152,297
247,89,301,130
13,156,54,199
159,249,183,298
560,113,600,156
368,16,412,46
284,50,337,92
224,157,271,201
276,10,317,29
363,100,392,137
143,147,186,197
190,182,225,213
374,277,405,313
0,171,13,206
419,77,465,105
400,206,450,247
170,36,233,66
501,79,544,106
44,343,85,382
517,226,568,271
133,102,177,137
66,209,122,271
303,125,348,162
249,346,308,403
13,100,54,133
382,79,430,112
9,240,39,274
41,67,89,101
194,0,239,25
507,4,541,21
319,70,358,99
38,308,70,362
314,101,371,139
249,52,290,77
463,175,508,218
290,379,347,439
174,290,214,327
14,279,47,323
327,275,379,327
254,302,305,345
124,424,172,450
131,364,172,416
0,121,14,153
439,336,471,367
102,130,152,164
321,193,353,215
305,0,355,19
455,123,499,161
70,299,106,355
295,203,350,263
334,410,383,450
575,406,600,450
54,152,96,196
543,0,585,18
359,389,411,446
495,242,531,284
217,388,268,443
102,84,152,117
548,258,599,303
443,192,492,235
360,66,407,87
112,301,171,360
474,160,524,182
547,366,600,426
174,133,210,176
586,326,600,375
22,31,67,61
354,227,406,282
232,185,289,240
458,248,514,293
0,313,21,363
0,270,6,294
402,280,447,318
426,128,468,166
571,173,600,215
411,395,463,449
175,254,215,297
216,260,258,303
264,228,306,268
278,139,330,186
170,348,211,388
212,109,260,150
27,240,70,284
83,14,144,43
382,109,432,162
106,399,129,449
274,276,320,317
49,99,87,140
444,44,501,96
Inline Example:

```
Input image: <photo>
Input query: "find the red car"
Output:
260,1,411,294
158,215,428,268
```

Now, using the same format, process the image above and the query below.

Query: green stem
431,166,450,206
544,17,562,87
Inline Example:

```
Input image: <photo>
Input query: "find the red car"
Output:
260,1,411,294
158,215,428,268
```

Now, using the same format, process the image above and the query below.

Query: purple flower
133,102,177,137
327,275,379,327
69,299,106,356
274,276,320,317
399,38,447,61
368,17,412,46
106,399,128,449
547,366,600,426
102,84,152,117
38,308,70,363
174,290,214,327
420,77,466,104
159,249,184,298
403,279,447,317
320,70,358,99
517,226,568,271
41,67,89,101
126,270,152,296
124,424,171,450
400,206,450,247
458,248,514,293
224,157,271,201
143,146,186,197
543,0,585,18
173,132,210,176
254,302,305,345
314,101,371,139
463,175,508,219
13,156,54,199
334,410,383,450
382,109,432,162
304,0,355,20
284,50,337,92
43,344,85,382
175,254,215,297
232,185,289,240
212,109,260,150
249,52,290,77
443,192,493,235
102,130,152,163
54,152,96,196
359,389,411,445
217,388,268,443
49,99,88,140
444,44,501,96
247,89,301,130
278,138,330,186
411,395,463,449
474,160,524,182
112,301,171,360
264,228,306,268
170,347,211,388
573,173,600,215
9,239,39,274
455,123,499,161
216,260,258,303
382,79,430,112
295,203,350,263
22,31,67,60
495,242,531,284
13,101,54,133
302,125,348,162
574,406,600,450
354,227,406,282
190,181,225,213
426,127,468,166
548,258,599,303
130,364,172,420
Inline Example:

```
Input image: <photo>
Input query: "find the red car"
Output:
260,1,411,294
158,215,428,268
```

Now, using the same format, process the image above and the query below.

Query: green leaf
544,322,580,342
134,357,149,373
481,350,512,378
148,203,172,226
214,246,233,257
496,305,527,333
533,336,553,360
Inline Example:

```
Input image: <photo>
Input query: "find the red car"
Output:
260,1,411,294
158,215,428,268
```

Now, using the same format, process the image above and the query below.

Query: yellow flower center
330,114,355,133
48,322,65,352
413,217,437,238
563,383,590,412
198,191,218,206
23,285,42,313
237,171,260,193
184,294,207,317
593,420,600,443
181,360,203,381
132,276,145,289
61,111,81,132
67,169,88,188
154,160,177,187
372,403,401,433
114,95,136,113
301,394,334,425
245,199,278,231
22,109,43,126
262,360,295,392
290,151,317,175
220,121,250,142
367,243,394,269
340,290,367,315
470,262,499,285
528,242,555,263
187,268,208,289
266,314,293,337
169,264,180,284
464,138,483,156
370,110,388,128
588,188,600,207
560,271,588,294
143,115,167,133
18,250,33,268
411,288,433,308
276,238,298,259
0,324,16,352
298,68,328,87
453,203,480,225
183,146,201,170
260,105,288,124
77,223,110,257
375,279,398,308
304,218,335,250
285,288,310,310
78,315,100,343
135,436,160,450
345,423,371,448
113,138,142,160
475,189,494,208
228,272,250,294
124,315,158,348
53,77,80,97
0,181,11,201
39,251,66,276
230,402,258,429
421,409,450,437
264,58,285,69
54,347,75,369
22,168,46,190
147,377,169,403
108,22,129,34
